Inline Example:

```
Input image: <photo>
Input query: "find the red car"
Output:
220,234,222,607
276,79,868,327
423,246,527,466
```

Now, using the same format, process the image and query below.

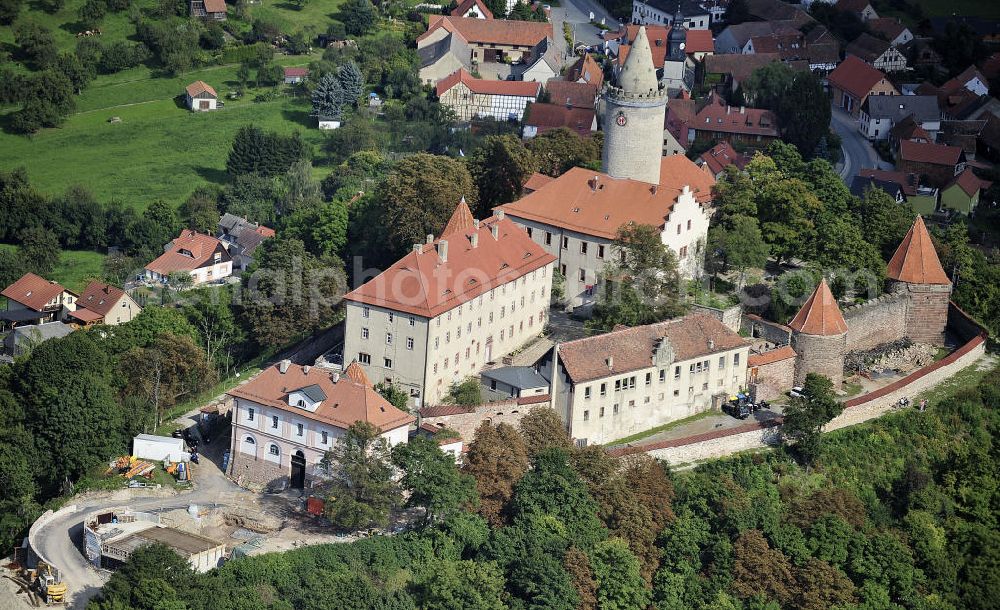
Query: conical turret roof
618,26,659,94
788,279,848,336
344,360,371,385
886,216,950,285
441,196,476,237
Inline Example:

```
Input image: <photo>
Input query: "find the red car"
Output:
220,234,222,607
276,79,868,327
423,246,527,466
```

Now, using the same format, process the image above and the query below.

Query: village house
544,314,749,446
282,67,308,84
937,119,987,160
741,24,840,73
342,199,556,407
1,273,76,327
685,92,780,148
631,0,718,29
858,95,940,141
867,17,912,47
227,360,415,490
481,365,550,401
897,140,966,188
436,68,541,121
835,0,878,21
745,0,814,26
66,281,141,327
185,81,217,111
940,168,991,215
663,92,696,154
849,174,906,204
859,168,939,215
565,54,604,89
417,16,553,67
451,0,492,19
217,213,275,271
544,80,599,110
522,102,597,138
701,53,781,95
696,141,751,178
418,30,472,85
888,115,933,151
144,230,233,285
846,33,907,72
189,0,225,20
828,55,899,117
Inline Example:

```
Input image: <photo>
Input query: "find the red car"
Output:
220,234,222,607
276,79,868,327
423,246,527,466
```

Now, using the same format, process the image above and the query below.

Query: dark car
723,401,750,419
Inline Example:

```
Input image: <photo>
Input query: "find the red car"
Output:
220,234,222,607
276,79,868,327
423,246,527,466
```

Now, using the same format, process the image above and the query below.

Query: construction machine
34,562,67,605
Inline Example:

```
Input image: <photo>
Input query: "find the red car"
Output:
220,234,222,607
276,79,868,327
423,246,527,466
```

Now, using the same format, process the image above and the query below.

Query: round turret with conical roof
885,216,952,344
602,26,668,186
789,278,849,386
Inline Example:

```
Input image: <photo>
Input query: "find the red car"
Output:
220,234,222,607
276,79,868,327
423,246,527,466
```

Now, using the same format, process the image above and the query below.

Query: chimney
708,339,715,350
565,97,572,109
726,105,730,114
413,243,423,254
590,175,599,191
278,359,291,374
740,106,745,114
331,371,340,383
473,219,480,229
606,356,614,370
303,365,311,374
470,233,479,248
497,209,505,221
426,234,434,244
651,184,658,195
437,239,449,262
490,223,499,239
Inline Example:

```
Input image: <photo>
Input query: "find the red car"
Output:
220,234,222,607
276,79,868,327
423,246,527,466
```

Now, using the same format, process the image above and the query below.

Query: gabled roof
664,95,697,148
283,67,308,77
145,230,230,275
886,216,950,285
344,361,370,384
524,103,596,136
746,0,813,25
229,362,415,432
946,167,991,197
685,29,714,53
436,68,542,97
835,0,875,14
419,15,552,48
849,175,903,199
343,203,556,318
747,345,797,367
185,80,217,98
8,322,73,347
899,140,964,166
78,281,129,317
500,156,715,240
868,17,908,42
693,92,779,137
203,0,226,12
861,95,940,122
859,168,920,196
788,279,848,336
451,0,493,18
298,384,327,403
2,273,70,312
828,55,891,100
565,53,603,88
523,172,554,193
703,52,782,84
544,80,598,109
481,365,549,389
846,33,893,64
557,314,748,384
889,115,931,143
697,141,750,175
419,31,472,72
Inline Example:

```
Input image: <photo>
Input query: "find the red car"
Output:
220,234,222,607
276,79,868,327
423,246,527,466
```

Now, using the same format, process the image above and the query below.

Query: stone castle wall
891,281,951,345
843,293,910,351
229,451,292,492
743,314,792,346
419,395,550,442
750,356,796,401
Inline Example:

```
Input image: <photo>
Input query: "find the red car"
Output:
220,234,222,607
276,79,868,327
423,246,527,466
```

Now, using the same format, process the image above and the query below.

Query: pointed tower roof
441,196,476,237
344,360,371,385
788,279,848,336
886,216,950,285
618,26,659,94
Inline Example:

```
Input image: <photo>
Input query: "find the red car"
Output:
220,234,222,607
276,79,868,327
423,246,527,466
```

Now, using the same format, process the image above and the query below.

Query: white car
789,386,806,399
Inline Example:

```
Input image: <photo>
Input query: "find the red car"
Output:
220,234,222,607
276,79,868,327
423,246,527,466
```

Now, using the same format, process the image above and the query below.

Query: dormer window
297,399,305,407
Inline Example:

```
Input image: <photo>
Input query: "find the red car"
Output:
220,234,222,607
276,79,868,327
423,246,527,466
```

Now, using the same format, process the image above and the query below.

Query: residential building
4,322,73,357
897,140,966,188
451,0,492,18
745,0,814,26
742,24,840,73
663,92,696,154
859,168,938,214
849,175,905,204
846,33,907,72
66,281,141,326
544,80,599,110
1,273,76,326
701,52,781,94
522,102,597,138
888,115,932,150
436,69,541,121
630,0,717,29
940,168,991,215
938,119,987,160
282,67,308,84
828,55,899,116
519,38,563,83
858,95,940,141
696,141,751,177
565,54,604,88
342,199,556,406
144,230,233,285
546,314,749,446
867,17,912,46
417,16,553,65
481,366,550,401
943,65,990,97
418,31,472,86
189,0,225,20
715,21,786,54
228,360,415,490
218,213,275,271
185,81,217,111
835,0,877,21
686,92,780,148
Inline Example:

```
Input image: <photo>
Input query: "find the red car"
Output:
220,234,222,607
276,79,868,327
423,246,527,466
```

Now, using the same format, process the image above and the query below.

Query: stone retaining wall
742,314,791,346
691,303,742,333
418,395,550,441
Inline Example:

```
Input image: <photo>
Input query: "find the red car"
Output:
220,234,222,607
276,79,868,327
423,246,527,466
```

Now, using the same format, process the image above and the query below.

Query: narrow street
830,105,888,184
549,0,622,50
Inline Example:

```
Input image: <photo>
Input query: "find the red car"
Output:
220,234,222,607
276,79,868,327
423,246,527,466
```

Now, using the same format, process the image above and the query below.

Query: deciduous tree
517,406,572,457
591,538,651,610
781,373,842,465
391,435,478,525
466,134,538,214
462,421,529,526
526,127,601,176
322,421,401,530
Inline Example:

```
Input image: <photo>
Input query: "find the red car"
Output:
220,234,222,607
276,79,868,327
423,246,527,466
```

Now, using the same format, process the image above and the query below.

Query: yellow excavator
33,562,67,605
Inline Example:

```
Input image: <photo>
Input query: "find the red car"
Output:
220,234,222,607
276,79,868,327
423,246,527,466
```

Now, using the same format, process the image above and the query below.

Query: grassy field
0,244,106,291
913,0,1000,18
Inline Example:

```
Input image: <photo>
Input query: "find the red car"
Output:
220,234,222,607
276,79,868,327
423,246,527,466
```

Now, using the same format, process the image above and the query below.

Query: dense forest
90,371,999,610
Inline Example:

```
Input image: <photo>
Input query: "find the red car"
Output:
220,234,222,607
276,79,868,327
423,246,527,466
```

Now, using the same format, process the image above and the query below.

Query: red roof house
144,230,234,285
828,55,898,117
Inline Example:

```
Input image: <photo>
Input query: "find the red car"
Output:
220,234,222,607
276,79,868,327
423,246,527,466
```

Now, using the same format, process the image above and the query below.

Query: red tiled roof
500,156,715,240
846,32,891,64
229,362,415,432
697,141,750,175
557,314,748,384
899,140,963,166
77,281,129,317
419,404,474,417
868,17,907,42
685,29,714,53
419,15,552,48
524,103,595,136
748,345,797,367
436,68,542,98
283,67,308,77
703,53,782,84
344,361,371,385
788,279,848,336
185,80,216,98
664,96,697,148
948,167,991,197
441,197,476,237
523,172,554,193
451,0,493,19
565,54,603,88
67,308,103,323
886,216,950,285
203,0,226,13
145,230,229,275
343,203,556,318
828,55,890,100
1,273,69,312
544,80,598,109
693,93,779,137
256,225,276,238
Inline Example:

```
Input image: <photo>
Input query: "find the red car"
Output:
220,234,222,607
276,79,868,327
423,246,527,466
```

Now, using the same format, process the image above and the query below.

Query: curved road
830,105,884,184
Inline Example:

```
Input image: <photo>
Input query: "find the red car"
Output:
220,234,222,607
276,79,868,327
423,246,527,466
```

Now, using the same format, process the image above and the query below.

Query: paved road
550,0,622,50
830,105,884,184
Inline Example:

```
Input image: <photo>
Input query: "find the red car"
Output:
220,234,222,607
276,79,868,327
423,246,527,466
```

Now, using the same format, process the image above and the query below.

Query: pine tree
311,73,343,119
226,125,268,176
337,62,363,107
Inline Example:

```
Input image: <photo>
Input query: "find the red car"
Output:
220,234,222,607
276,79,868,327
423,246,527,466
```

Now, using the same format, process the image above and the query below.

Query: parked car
789,386,807,399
